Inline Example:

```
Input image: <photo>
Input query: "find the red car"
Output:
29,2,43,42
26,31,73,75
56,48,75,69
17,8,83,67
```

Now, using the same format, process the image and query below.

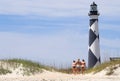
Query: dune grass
85,60,120,74
0,58,54,75
0,68,12,75
6,59,51,70
0,59,120,75
57,68,72,74
57,60,120,74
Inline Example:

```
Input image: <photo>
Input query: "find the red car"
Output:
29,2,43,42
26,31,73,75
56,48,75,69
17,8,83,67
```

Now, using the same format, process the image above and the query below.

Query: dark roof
90,2,97,6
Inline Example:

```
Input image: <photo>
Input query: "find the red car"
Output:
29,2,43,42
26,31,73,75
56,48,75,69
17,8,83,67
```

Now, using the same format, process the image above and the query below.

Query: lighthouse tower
88,2,101,68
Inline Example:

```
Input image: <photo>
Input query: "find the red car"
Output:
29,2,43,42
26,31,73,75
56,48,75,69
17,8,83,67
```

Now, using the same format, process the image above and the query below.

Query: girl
72,60,76,74
76,59,81,74
81,59,86,74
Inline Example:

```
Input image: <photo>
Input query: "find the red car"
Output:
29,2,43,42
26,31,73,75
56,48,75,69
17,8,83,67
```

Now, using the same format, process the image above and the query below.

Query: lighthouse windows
91,6,97,11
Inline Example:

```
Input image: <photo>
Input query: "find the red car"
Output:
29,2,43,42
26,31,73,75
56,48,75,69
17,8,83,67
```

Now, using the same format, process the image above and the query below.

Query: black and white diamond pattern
88,19,101,68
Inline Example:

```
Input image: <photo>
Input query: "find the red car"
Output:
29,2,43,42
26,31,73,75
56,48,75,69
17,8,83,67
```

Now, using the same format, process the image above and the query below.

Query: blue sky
0,0,120,67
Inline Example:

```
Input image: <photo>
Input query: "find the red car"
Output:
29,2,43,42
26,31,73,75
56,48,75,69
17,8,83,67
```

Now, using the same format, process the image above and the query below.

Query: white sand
0,69,120,81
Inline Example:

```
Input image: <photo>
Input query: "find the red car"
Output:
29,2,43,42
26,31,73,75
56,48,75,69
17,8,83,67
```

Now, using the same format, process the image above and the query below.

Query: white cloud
0,29,88,65
0,0,120,17
0,30,119,66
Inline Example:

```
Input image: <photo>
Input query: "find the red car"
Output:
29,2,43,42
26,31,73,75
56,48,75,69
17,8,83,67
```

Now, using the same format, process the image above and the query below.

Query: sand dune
0,69,120,81
0,60,120,81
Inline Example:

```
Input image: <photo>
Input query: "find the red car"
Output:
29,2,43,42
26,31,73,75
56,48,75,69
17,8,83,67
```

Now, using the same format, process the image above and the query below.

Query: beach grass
85,60,120,74
0,68,12,75
0,58,54,75
0,58,120,75
57,60,120,74
57,68,72,74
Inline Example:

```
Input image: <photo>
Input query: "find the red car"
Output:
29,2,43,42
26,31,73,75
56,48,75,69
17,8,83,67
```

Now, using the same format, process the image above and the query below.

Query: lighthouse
88,2,101,68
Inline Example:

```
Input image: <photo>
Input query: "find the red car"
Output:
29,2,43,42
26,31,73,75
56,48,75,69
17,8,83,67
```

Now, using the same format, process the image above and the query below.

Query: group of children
72,59,86,75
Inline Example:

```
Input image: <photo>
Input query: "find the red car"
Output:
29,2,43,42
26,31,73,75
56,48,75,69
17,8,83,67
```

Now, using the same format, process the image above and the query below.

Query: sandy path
0,71,120,81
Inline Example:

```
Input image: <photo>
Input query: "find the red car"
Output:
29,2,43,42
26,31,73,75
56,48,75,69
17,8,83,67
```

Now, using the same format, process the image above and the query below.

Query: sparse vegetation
85,60,120,74
0,59,120,75
57,68,72,74
106,66,114,75
0,68,12,75
59,60,120,75
0,58,54,75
